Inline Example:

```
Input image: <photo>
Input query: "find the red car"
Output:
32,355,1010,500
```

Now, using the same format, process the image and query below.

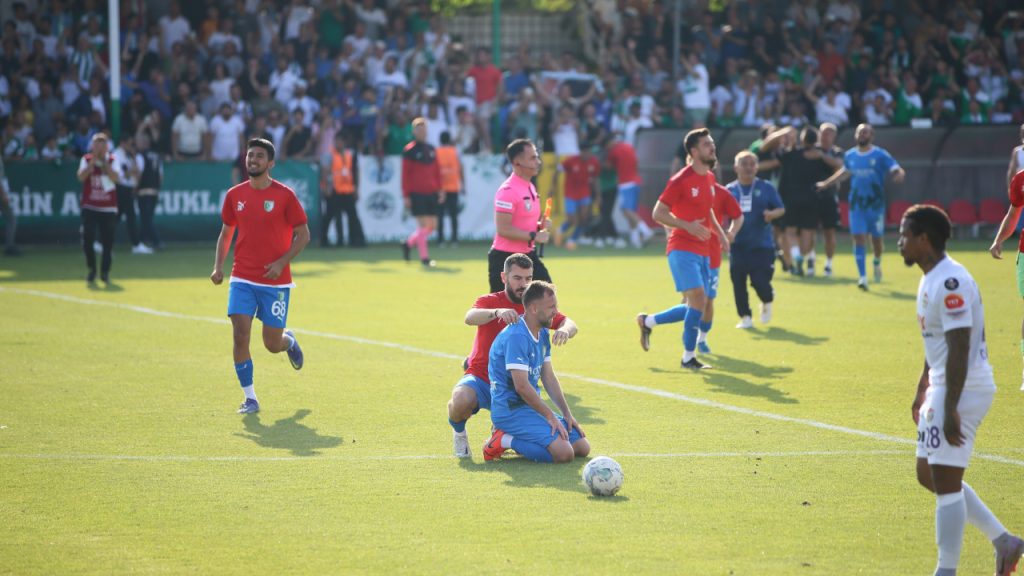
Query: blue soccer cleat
698,341,711,354
285,329,303,370
237,398,260,414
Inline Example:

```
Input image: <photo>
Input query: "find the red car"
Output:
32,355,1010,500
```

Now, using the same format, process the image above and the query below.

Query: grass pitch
1,237,1022,575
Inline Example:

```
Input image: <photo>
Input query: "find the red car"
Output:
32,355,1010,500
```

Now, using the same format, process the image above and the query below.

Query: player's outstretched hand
548,414,568,440
944,411,964,446
815,181,828,191
496,308,519,324
685,218,711,241
551,328,570,346
263,260,285,279
566,415,585,437
989,243,1003,259
210,269,224,285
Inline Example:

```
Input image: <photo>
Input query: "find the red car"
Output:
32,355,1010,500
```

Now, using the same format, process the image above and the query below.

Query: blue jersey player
817,123,905,290
483,281,590,463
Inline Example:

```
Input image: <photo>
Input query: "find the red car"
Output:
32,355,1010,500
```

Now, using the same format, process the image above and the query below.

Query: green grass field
2,238,1022,575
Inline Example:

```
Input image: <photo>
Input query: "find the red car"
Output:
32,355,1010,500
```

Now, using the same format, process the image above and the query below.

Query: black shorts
409,193,439,216
785,202,818,231
816,192,840,230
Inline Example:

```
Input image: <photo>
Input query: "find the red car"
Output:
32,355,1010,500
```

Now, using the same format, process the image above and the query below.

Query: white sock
790,246,800,260
808,250,816,261
682,351,695,362
936,491,967,570
697,330,708,343
454,430,467,437
283,333,295,351
962,482,1006,541
242,385,257,401
638,221,652,236
826,257,833,267
645,315,658,329
500,433,514,449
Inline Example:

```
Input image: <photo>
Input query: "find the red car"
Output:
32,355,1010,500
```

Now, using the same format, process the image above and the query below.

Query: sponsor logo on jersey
944,277,959,290
237,201,245,211
495,200,513,210
944,294,964,310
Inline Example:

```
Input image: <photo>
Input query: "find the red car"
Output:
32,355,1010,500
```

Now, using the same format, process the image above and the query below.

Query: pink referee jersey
491,173,540,253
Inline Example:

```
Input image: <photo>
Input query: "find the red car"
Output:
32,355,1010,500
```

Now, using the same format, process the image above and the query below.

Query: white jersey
916,256,995,391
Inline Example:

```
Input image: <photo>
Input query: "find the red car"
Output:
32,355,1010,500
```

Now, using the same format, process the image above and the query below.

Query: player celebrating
211,138,310,414
816,123,905,290
899,204,1024,576
695,183,743,353
483,281,590,463
446,253,577,458
988,169,1024,390
636,128,726,370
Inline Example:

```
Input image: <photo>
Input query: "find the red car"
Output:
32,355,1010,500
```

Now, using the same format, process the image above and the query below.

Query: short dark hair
522,280,555,308
903,204,951,253
801,126,819,146
440,131,452,145
503,253,533,275
506,138,535,163
684,128,710,158
247,138,276,161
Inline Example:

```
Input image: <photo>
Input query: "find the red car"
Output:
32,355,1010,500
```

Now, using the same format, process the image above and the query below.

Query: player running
211,138,309,414
816,123,905,290
483,281,590,463
899,204,1024,576
447,253,577,457
695,183,743,353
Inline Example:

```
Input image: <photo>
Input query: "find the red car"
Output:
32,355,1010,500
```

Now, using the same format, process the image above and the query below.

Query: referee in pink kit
488,139,553,292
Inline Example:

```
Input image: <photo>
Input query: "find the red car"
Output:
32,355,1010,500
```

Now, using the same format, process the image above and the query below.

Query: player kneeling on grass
898,205,1024,576
447,253,577,457
483,281,589,463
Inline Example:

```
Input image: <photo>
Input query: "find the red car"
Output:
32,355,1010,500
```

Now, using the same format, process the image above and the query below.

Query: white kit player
898,204,1023,576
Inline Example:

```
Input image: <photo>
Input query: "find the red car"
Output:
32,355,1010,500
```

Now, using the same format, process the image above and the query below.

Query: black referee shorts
487,247,552,293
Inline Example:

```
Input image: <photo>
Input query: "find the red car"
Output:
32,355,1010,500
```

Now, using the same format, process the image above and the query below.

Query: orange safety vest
331,149,355,194
436,146,461,193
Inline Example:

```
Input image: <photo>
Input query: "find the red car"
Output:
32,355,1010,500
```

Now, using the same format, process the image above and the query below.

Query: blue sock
854,245,867,277
683,307,704,352
653,304,688,325
699,320,712,333
571,223,584,241
448,418,466,433
559,221,571,234
511,438,554,463
235,359,253,387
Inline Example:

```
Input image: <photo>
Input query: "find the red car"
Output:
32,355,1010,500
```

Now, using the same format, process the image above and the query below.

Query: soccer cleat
237,398,260,414
736,316,753,329
857,277,869,291
132,244,154,254
824,264,833,277
453,431,471,458
421,258,436,268
995,533,1024,576
285,329,303,370
806,257,815,277
565,239,578,251
873,263,882,283
401,241,411,261
636,313,652,351
792,260,804,276
760,302,773,324
483,428,507,461
100,272,110,284
87,269,97,283
681,357,711,370
698,341,711,354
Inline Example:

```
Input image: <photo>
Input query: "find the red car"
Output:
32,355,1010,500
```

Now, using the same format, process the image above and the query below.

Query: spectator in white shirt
209,63,235,109
209,103,247,162
678,52,711,126
375,55,409,95
171,100,208,159
269,56,302,105
288,82,320,128
343,22,371,60
805,75,849,127
266,109,287,152
355,0,388,40
112,136,150,253
158,1,191,56
283,0,313,41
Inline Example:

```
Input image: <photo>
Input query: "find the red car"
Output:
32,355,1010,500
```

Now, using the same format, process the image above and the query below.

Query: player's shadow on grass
86,280,124,292
457,457,628,497
235,409,343,456
561,393,605,426
747,326,829,346
711,354,795,379
700,372,798,405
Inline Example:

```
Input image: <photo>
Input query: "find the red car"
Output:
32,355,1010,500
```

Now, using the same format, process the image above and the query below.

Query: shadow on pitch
747,326,829,346
236,409,343,456
701,372,798,405
710,354,794,379
562,393,605,426
457,456,609,495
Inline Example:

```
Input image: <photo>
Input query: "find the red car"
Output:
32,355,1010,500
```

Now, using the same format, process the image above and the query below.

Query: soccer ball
582,456,623,496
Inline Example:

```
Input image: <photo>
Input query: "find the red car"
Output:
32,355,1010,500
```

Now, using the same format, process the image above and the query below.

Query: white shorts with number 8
915,385,994,468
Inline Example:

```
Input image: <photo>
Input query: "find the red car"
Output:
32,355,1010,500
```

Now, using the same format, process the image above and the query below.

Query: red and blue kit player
987,169,1024,389
636,128,727,370
695,183,744,354
446,253,576,458
605,136,654,248
483,282,590,463
211,138,310,414
551,147,600,250
816,123,905,290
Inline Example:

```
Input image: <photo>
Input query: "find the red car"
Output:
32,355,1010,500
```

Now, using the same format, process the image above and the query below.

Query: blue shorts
849,209,884,237
564,196,591,215
618,182,640,212
492,410,584,448
667,250,711,294
227,282,291,328
707,267,720,299
455,374,491,413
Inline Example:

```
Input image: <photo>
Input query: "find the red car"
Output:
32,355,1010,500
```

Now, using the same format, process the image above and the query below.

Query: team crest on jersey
237,201,245,211
264,200,275,212
944,294,964,310
944,278,959,290
925,408,934,422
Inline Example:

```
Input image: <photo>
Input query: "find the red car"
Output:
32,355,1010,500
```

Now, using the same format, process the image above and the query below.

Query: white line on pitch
3,286,1023,469
0,449,909,463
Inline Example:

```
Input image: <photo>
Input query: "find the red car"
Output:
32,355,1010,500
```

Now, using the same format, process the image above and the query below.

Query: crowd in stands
1,0,1023,166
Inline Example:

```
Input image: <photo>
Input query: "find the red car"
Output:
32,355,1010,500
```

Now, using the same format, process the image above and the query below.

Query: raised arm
989,203,1022,259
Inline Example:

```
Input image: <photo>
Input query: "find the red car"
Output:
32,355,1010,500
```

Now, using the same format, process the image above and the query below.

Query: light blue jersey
488,318,551,418
844,146,900,211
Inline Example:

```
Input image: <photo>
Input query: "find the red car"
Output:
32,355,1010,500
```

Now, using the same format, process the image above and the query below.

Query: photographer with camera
77,133,121,284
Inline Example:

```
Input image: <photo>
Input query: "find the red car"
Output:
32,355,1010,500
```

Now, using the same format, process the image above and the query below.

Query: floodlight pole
672,0,682,81
492,0,501,66
109,0,121,141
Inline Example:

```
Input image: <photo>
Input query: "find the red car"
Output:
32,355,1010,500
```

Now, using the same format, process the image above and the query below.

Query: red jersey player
988,168,1024,389
211,138,310,414
694,183,744,354
446,252,578,458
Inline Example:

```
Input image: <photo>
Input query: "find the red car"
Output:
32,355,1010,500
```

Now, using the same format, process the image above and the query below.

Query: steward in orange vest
320,132,365,247
437,131,464,246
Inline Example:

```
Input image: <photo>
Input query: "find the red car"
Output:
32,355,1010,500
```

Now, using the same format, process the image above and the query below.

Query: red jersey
606,141,640,185
561,155,601,200
1010,170,1024,252
708,183,743,269
401,140,442,196
465,290,566,382
467,64,502,103
221,179,308,286
658,165,716,256
78,153,118,212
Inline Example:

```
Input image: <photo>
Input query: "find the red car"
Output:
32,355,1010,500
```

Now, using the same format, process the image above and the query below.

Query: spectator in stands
112,135,149,255
468,47,502,152
210,103,247,163
453,105,480,153
282,108,313,160
171,101,208,160
266,110,287,153
678,51,711,127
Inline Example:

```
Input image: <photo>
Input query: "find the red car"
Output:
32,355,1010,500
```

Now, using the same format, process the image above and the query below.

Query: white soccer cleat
760,303,772,324
453,431,470,458
132,244,154,254
994,532,1024,576
736,316,753,329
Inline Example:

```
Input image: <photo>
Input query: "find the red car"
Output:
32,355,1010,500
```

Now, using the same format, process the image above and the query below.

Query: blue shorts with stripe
667,250,711,294
849,208,884,237
227,282,290,328
492,410,583,448
564,196,592,215
618,182,640,211
706,267,720,299
454,374,491,413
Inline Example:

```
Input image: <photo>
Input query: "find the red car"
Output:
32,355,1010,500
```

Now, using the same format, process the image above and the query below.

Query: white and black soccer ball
582,456,623,496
